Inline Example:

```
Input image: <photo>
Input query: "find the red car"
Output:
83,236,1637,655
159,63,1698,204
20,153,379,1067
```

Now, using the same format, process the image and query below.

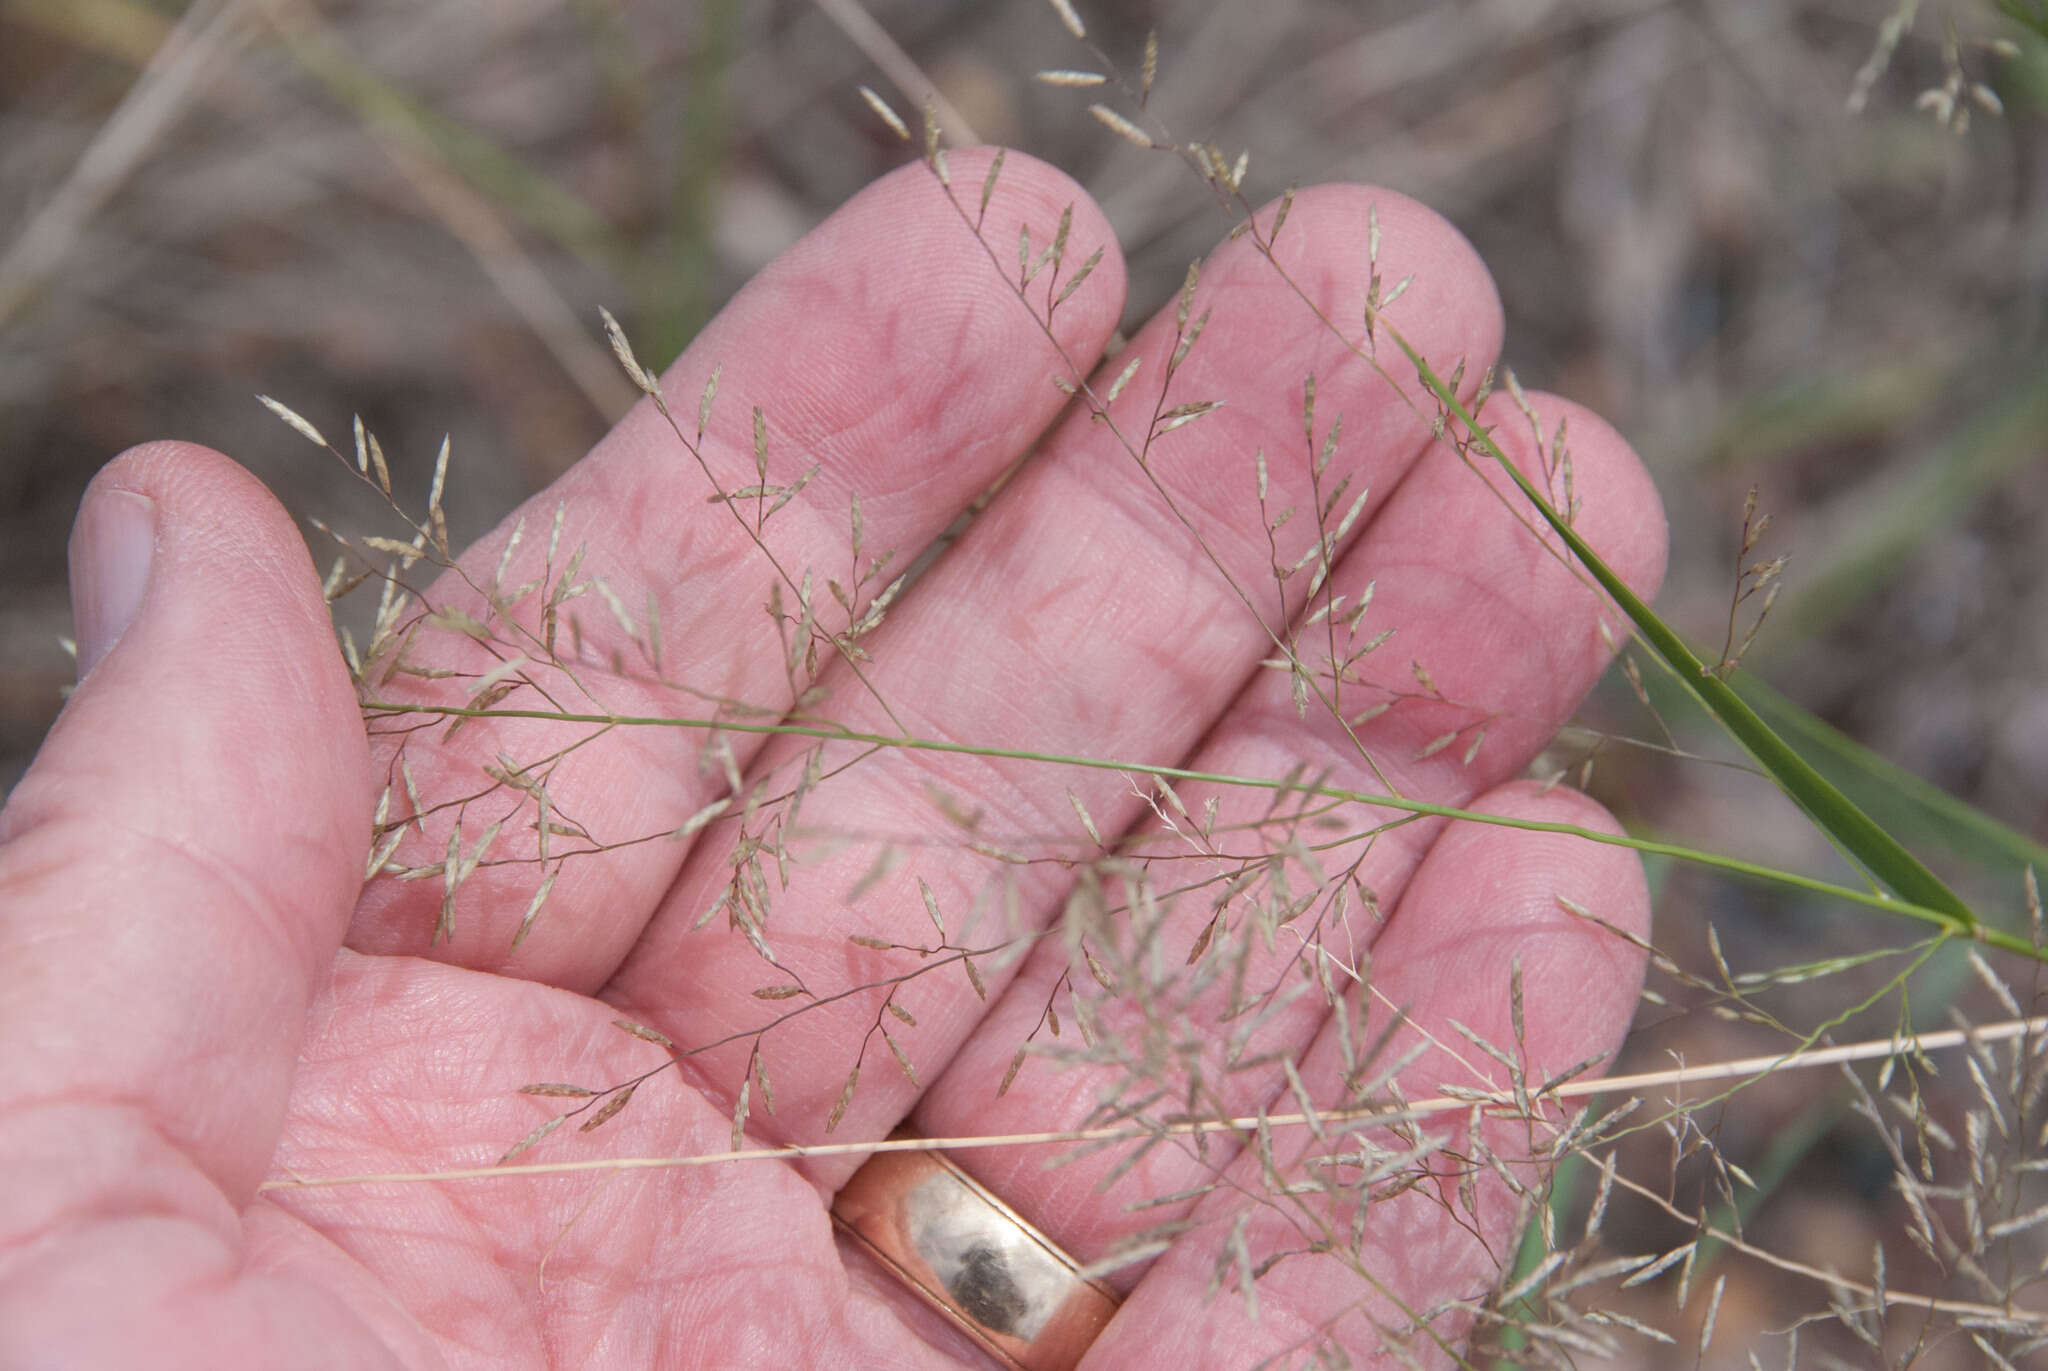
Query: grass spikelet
1046,0,1085,39
577,1084,635,1132
612,1019,676,1051
426,434,450,557
257,394,327,447
498,1114,565,1165
598,307,656,393
977,148,1004,228
826,1066,859,1132
510,868,556,949
856,84,909,140
696,363,720,440
1088,103,1154,149
730,1079,750,1151
1035,69,1106,86
883,1030,917,1086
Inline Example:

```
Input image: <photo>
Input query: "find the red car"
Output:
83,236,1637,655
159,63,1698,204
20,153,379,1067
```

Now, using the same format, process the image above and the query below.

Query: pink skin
0,151,1664,1368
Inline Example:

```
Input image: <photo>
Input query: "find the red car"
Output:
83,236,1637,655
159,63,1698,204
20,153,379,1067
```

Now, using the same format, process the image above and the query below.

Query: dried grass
11,0,2048,1364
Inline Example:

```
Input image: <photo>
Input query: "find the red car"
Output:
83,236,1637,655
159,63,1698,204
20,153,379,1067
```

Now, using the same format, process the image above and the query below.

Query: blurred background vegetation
4,0,2048,1363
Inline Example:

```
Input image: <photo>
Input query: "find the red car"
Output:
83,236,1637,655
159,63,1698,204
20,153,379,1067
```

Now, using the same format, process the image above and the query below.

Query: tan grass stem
260,1013,2048,1193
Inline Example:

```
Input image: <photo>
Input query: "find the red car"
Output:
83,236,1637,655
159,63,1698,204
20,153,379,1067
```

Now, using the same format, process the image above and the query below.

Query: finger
606,186,1506,1165
0,444,380,1350
1088,782,1652,1370
914,391,1666,1261
345,150,1126,991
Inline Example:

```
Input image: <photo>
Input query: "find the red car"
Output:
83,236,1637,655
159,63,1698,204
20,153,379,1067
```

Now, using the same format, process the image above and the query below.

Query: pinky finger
1087,780,1652,1371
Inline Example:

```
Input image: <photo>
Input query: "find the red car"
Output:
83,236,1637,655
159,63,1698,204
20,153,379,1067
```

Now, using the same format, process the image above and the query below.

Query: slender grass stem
258,1013,2048,1194
360,700,2037,958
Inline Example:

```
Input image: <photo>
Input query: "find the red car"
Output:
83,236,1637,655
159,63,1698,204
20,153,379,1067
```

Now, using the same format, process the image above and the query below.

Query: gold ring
832,1138,1120,1371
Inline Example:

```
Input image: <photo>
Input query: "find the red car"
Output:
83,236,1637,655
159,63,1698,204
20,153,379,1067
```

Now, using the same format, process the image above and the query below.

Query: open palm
0,151,1666,1369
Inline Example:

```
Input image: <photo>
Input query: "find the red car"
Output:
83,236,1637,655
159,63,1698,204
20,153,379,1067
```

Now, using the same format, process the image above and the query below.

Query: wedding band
833,1138,1120,1371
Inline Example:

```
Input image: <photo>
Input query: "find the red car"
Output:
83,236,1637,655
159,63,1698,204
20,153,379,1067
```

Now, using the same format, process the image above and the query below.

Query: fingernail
70,487,158,679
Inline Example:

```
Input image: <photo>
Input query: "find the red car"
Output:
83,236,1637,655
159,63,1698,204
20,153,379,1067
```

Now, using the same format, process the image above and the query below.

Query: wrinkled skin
0,152,1666,1370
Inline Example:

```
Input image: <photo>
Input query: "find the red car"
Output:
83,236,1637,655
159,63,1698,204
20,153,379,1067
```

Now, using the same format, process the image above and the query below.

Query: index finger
344,150,1128,991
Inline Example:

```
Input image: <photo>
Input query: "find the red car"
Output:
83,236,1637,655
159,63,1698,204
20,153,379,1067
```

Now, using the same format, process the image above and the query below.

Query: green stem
361,700,2036,958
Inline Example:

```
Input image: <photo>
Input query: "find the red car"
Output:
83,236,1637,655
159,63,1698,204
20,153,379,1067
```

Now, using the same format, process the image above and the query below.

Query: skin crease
0,149,1665,1370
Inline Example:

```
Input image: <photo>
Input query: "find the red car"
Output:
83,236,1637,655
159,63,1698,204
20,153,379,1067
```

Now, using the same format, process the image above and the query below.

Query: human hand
0,150,1665,1369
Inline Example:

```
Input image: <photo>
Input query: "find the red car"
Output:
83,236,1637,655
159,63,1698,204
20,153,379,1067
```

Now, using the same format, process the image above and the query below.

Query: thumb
0,441,372,1221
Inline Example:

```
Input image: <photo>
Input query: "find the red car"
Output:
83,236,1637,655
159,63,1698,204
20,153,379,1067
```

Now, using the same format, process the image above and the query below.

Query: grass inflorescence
225,1,2048,1366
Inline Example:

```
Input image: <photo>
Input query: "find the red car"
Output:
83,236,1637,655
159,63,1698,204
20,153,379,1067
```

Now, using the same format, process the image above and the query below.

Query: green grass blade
1631,666,2044,925
1395,336,1977,929
1733,673,2048,886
